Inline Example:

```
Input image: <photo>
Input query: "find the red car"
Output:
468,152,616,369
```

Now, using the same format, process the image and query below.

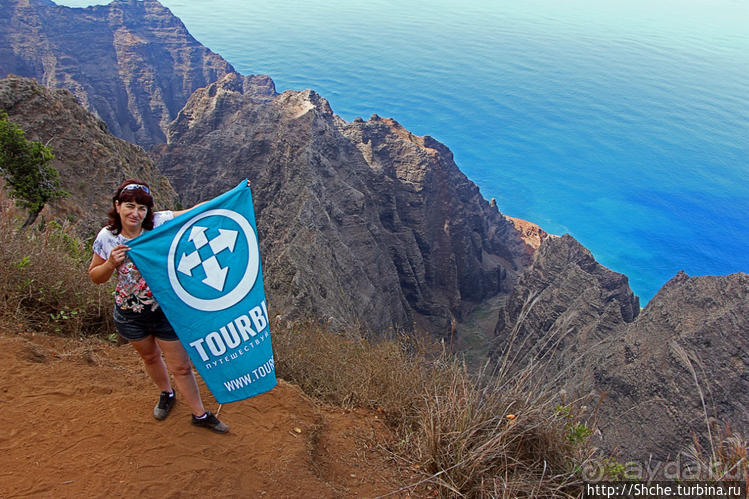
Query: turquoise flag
127,180,276,403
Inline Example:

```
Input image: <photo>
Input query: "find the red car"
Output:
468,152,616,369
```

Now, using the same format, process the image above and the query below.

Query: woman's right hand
108,244,129,269
89,246,127,284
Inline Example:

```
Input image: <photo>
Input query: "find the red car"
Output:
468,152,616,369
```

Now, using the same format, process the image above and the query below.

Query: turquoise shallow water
58,0,749,304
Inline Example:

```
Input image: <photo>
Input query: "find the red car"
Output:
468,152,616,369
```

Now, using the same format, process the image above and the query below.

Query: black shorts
113,305,179,342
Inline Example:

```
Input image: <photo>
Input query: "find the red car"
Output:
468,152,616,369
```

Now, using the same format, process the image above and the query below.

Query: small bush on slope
0,204,114,337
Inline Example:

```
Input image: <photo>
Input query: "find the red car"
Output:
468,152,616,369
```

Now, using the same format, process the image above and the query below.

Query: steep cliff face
492,234,639,374
341,118,529,305
491,236,748,462
589,271,749,462
0,75,178,233
152,73,530,333
0,0,235,147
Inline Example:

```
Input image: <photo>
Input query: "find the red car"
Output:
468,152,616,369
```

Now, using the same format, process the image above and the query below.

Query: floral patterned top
92,211,174,313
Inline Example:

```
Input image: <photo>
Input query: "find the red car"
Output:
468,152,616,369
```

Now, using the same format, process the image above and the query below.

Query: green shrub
0,111,67,228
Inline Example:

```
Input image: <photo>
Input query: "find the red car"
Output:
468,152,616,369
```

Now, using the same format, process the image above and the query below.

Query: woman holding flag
88,179,229,433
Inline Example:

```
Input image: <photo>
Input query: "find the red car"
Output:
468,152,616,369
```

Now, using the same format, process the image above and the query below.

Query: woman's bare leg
157,338,206,417
129,336,171,393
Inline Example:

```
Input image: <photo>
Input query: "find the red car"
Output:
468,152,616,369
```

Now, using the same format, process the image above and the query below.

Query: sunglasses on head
121,184,151,195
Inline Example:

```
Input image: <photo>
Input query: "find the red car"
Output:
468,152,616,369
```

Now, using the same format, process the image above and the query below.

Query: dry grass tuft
272,319,431,426
685,424,748,483
0,204,115,337
273,319,594,497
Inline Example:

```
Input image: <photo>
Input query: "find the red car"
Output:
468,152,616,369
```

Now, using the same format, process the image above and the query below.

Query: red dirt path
0,331,415,497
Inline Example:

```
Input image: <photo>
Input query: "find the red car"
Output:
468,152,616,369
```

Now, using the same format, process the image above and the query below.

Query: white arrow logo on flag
178,226,239,291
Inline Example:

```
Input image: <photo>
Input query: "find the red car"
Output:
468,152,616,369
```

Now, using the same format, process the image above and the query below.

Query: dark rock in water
0,75,178,233
152,73,530,334
0,0,234,147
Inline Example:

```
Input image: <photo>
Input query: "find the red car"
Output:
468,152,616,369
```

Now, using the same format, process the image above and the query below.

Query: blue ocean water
59,0,749,304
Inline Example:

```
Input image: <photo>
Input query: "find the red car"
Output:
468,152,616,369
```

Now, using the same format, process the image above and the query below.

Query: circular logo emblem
167,209,259,311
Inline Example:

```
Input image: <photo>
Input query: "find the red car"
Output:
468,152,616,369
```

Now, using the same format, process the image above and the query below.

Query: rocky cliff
589,271,749,463
0,0,534,334
152,73,530,333
492,234,639,374
506,216,554,255
0,75,178,233
0,0,234,147
492,235,748,462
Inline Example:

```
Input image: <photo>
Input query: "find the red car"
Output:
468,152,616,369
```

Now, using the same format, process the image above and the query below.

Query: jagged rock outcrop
152,73,530,333
491,235,748,462
506,216,554,255
491,234,639,375
0,75,178,233
588,271,749,462
0,0,235,147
